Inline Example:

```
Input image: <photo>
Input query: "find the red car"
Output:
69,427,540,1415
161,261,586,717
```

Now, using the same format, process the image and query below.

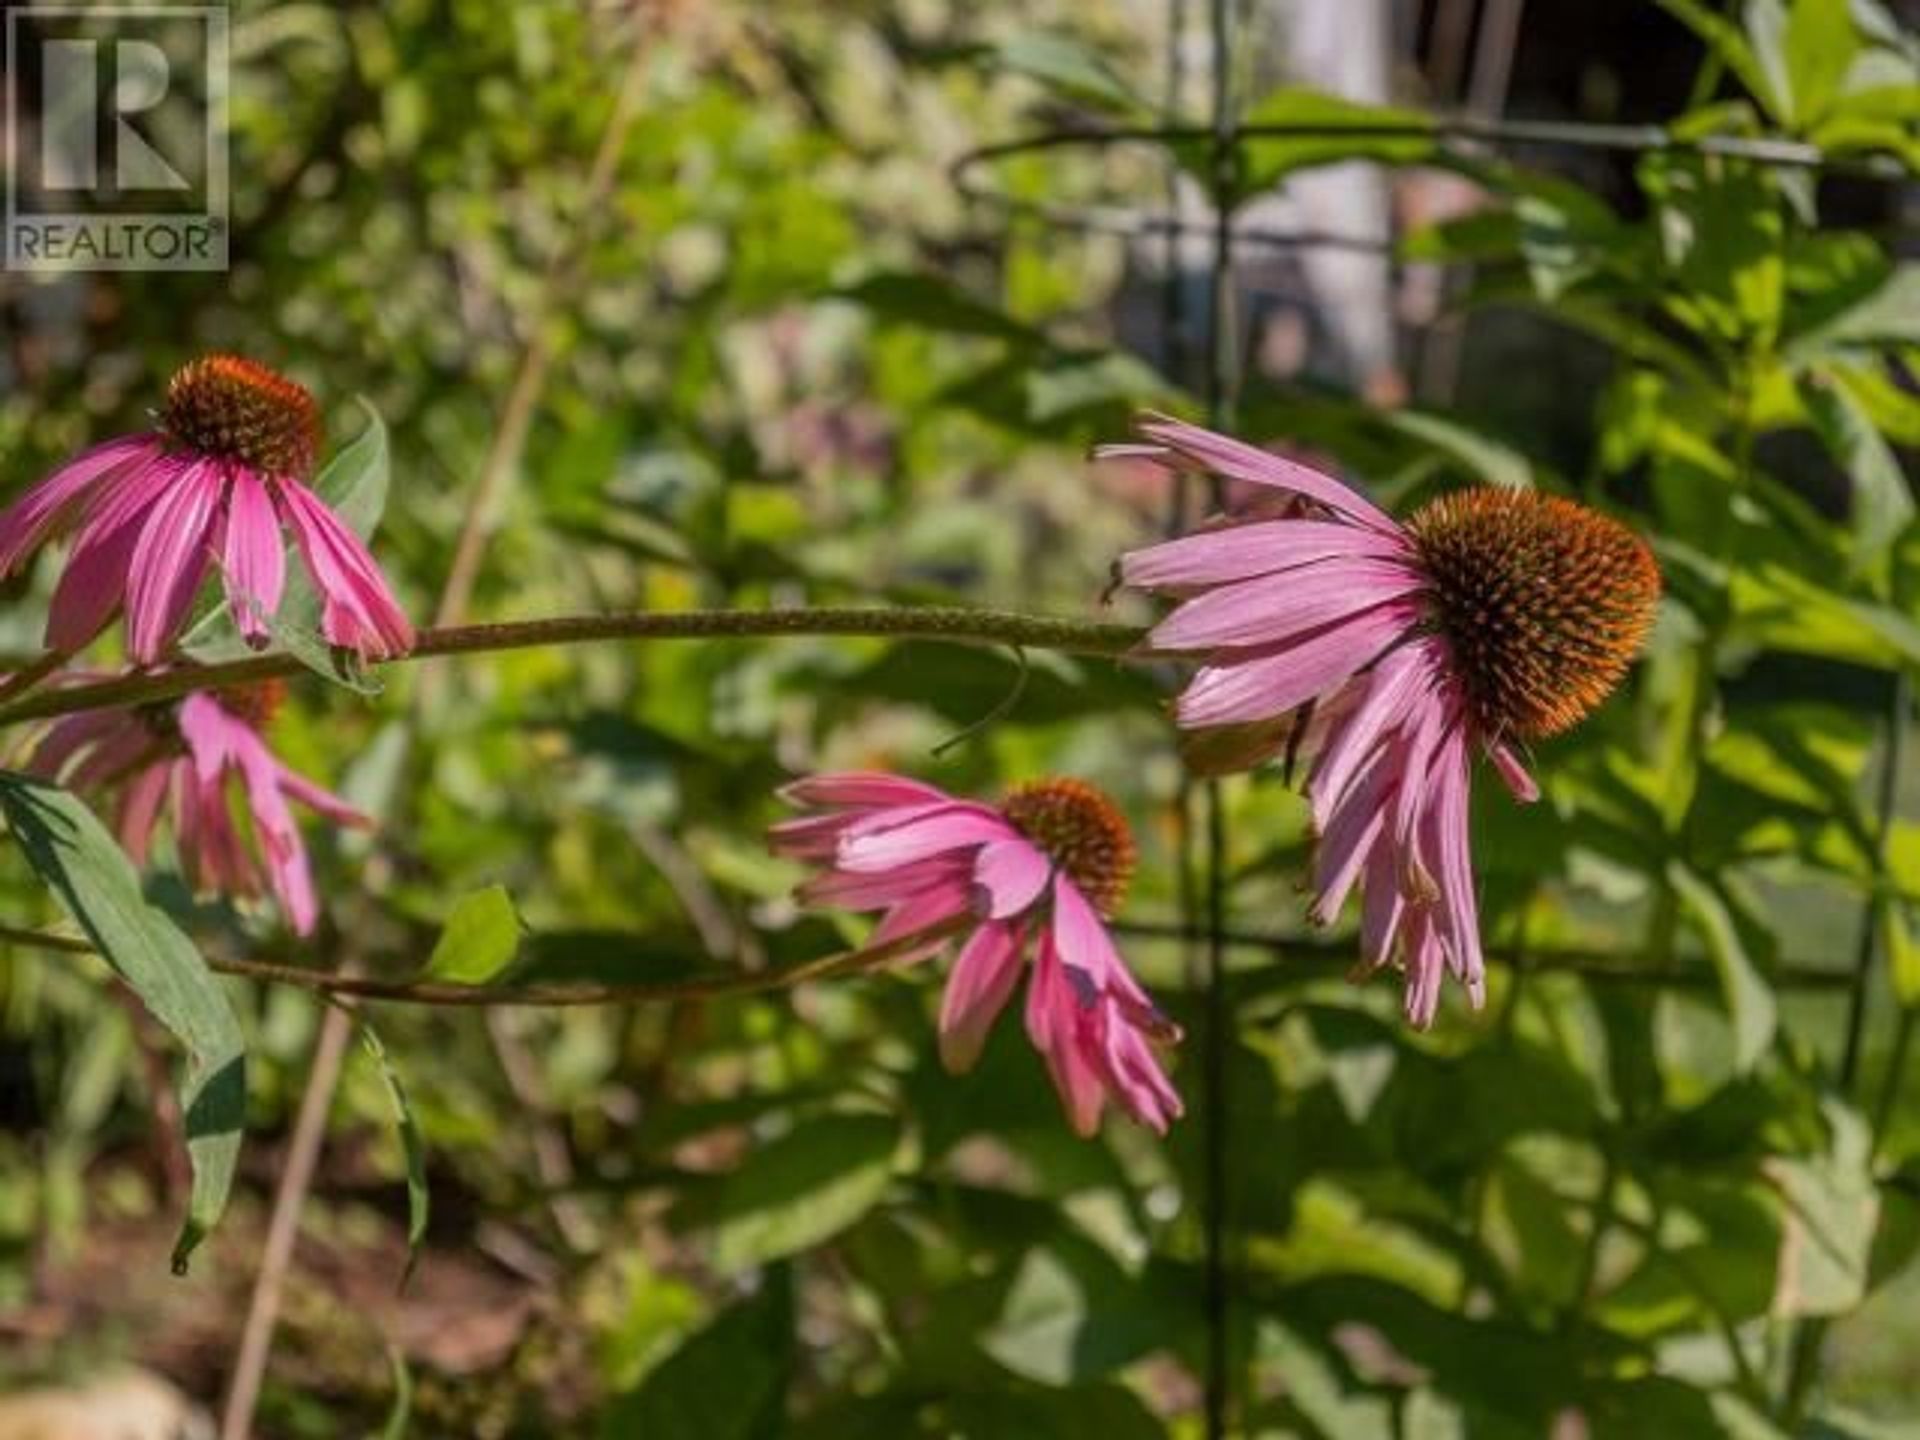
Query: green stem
0,607,1151,728
16,917,971,1008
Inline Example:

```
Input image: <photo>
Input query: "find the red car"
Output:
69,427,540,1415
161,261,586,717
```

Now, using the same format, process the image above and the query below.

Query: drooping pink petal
275,767,371,828
116,763,173,867
43,457,184,651
1489,741,1540,804
1128,416,1402,534
27,711,128,779
221,467,287,647
1025,937,1107,1136
1422,730,1484,1004
275,481,414,659
1119,517,1408,591
1307,645,1429,831
1174,604,1418,729
0,435,161,575
971,837,1051,920
938,920,1025,1072
1092,1007,1183,1133
124,460,223,662
869,878,974,965
1310,752,1391,925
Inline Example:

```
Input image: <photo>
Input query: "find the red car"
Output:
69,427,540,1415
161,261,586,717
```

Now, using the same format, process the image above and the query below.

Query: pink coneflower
28,681,368,935
771,773,1182,1136
1110,416,1660,1026
0,355,413,664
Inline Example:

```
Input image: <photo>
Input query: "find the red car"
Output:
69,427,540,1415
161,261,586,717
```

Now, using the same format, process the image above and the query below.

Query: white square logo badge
5,5,229,272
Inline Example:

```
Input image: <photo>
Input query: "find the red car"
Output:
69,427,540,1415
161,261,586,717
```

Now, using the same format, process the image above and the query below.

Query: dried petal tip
163,355,321,479
1001,778,1136,916
1408,488,1660,741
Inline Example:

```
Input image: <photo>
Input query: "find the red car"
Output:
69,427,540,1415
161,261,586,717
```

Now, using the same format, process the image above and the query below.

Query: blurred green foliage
6,0,1920,1436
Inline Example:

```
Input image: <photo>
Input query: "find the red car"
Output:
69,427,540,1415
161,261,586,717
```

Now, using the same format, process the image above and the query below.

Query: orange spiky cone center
1407,488,1661,741
163,355,321,480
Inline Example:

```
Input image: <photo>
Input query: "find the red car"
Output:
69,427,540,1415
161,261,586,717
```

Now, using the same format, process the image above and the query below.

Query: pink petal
124,460,223,662
1359,847,1404,968
838,804,1013,872
1489,741,1540,804
1308,645,1430,830
1175,605,1418,729
221,467,287,647
798,857,975,911
1422,731,1484,999
869,879,973,964
43,458,184,652
27,710,127,778
938,920,1025,1073
0,434,160,575
1093,1009,1182,1133
276,767,371,828
1131,416,1402,534
779,772,951,810
1025,939,1106,1136
1311,752,1390,925
1149,556,1423,651
972,837,1051,920
276,481,414,659
1120,517,1407,591
116,764,172,867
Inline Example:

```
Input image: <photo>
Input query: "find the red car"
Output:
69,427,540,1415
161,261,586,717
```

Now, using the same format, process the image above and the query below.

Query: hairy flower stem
0,607,1151,728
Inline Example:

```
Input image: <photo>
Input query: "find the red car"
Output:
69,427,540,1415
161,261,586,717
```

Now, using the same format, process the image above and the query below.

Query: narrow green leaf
359,1022,430,1279
1654,0,1777,113
991,34,1150,117
0,772,246,1271
1387,411,1537,489
1669,861,1778,1072
378,1345,415,1440
422,885,522,984
1787,263,1920,357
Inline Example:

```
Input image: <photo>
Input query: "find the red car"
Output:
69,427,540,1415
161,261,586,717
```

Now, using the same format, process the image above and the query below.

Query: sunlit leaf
0,772,246,1272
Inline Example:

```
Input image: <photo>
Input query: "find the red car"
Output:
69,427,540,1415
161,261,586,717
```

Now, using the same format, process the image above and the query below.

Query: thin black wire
951,115,1914,190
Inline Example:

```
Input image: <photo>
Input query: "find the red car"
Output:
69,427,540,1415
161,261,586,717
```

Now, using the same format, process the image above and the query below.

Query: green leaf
1669,861,1778,1072
982,1242,1167,1384
831,273,1041,346
0,772,246,1271
358,1022,430,1279
422,884,522,984
1799,368,1916,564
1654,0,1778,114
1787,263,1920,357
595,1269,793,1440
1771,1100,1879,1315
676,1113,897,1271
991,34,1150,117
1235,88,1436,194
1885,896,1920,1006
1386,411,1537,489
1785,0,1860,125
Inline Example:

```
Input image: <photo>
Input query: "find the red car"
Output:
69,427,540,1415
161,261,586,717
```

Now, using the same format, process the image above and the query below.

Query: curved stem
0,607,1151,728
